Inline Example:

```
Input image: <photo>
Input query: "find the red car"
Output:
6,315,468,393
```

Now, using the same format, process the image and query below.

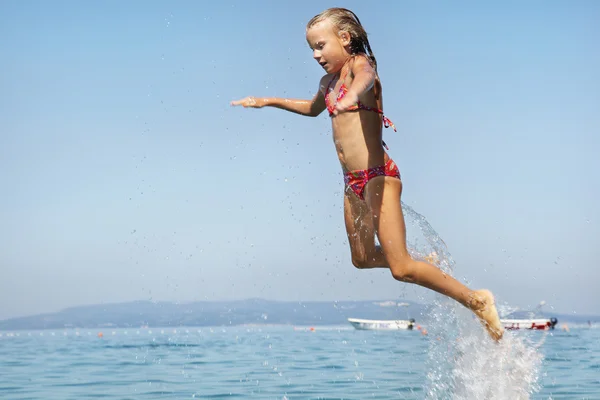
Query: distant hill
0,299,427,330
0,300,596,330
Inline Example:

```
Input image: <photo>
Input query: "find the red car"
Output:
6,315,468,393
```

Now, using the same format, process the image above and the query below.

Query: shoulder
318,73,334,93
350,54,375,72
319,73,332,85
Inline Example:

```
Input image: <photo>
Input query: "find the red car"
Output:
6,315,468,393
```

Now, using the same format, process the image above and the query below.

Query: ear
338,31,351,46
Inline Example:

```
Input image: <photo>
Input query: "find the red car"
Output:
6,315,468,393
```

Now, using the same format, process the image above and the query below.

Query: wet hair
306,8,377,71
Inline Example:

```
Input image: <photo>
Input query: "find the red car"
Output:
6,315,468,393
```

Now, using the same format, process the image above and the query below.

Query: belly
331,115,387,171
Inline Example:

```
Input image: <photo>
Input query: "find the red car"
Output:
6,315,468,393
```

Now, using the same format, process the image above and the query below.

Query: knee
389,257,417,283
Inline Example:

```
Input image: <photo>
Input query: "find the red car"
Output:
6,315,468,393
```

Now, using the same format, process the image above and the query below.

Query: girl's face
306,19,351,74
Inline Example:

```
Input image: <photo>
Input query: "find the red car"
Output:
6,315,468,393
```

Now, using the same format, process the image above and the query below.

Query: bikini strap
339,57,355,85
326,73,337,92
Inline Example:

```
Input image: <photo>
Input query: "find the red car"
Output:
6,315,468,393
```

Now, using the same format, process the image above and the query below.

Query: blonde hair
306,8,377,71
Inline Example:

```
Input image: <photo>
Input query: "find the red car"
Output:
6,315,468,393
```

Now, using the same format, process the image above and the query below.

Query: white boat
501,318,558,330
348,318,416,331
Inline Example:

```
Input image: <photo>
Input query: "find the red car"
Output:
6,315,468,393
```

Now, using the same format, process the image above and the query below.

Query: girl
232,8,503,341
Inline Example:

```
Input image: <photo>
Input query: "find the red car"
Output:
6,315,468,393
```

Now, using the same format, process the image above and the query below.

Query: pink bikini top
324,65,397,139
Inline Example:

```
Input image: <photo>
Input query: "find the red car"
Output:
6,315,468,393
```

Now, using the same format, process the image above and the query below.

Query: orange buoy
97,332,103,338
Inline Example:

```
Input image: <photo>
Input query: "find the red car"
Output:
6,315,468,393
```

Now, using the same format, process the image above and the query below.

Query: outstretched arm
231,85,326,117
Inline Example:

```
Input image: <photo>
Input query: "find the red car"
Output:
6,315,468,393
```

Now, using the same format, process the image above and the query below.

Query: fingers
230,97,257,107
334,91,358,115
334,101,350,115
230,98,247,106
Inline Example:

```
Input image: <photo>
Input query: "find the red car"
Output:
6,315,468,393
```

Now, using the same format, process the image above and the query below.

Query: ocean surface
1,324,598,399
2,203,597,399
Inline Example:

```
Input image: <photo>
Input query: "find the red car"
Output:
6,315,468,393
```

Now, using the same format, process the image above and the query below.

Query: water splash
401,201,543,399
402,201,455,275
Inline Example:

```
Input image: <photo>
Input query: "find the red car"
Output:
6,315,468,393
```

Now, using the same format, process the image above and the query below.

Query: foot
470,289,504,341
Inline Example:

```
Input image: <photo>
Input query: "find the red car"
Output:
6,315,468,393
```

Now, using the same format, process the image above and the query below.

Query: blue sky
1,0,598,320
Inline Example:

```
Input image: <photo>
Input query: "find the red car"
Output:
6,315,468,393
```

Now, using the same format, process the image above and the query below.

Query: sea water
0,326,598,399
2,204,597,399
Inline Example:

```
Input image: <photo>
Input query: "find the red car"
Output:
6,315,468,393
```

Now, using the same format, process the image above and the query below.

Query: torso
320,60,389,172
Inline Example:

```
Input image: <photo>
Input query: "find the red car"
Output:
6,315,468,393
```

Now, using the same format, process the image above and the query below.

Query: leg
364,176,504,341
343,190,387,269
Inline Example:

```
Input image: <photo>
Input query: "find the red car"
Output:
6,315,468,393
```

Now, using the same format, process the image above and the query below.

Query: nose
313,49,321,61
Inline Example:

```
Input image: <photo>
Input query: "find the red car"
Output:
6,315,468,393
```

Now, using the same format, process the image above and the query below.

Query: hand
230,96,262,108
333,90,359,116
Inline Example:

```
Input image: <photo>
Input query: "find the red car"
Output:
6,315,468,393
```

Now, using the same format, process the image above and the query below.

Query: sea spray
401,201,543,399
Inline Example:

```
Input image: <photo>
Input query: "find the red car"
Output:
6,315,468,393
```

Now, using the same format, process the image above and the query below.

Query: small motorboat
348,318,416,331
501,317,558,330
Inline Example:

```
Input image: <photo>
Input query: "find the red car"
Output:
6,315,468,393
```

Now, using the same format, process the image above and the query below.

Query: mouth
319,61,327,69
